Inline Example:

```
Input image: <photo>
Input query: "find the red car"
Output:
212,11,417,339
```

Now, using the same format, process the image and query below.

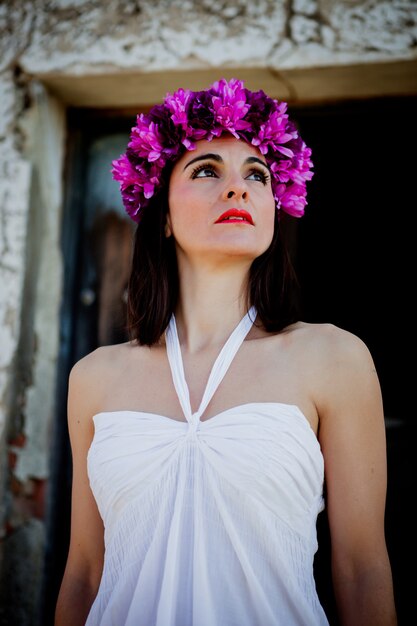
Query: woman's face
167,136,276,265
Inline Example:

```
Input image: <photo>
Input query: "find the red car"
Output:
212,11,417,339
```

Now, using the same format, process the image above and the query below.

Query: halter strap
165,307,256,426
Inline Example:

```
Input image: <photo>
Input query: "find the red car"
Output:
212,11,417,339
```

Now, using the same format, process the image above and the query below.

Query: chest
101,337,316,429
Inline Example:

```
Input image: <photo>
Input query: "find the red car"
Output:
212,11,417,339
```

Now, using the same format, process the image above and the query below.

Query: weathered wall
12,0,417,75
0,74,66,626
0,1,416,624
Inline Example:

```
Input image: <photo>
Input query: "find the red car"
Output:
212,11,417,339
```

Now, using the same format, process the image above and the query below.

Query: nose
226,189,247,200
221,176,249,202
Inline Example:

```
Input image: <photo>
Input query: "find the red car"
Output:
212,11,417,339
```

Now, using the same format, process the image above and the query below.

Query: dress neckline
165,307,257,427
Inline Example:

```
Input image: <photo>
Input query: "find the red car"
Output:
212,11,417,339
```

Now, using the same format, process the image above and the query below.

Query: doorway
43,96,416,624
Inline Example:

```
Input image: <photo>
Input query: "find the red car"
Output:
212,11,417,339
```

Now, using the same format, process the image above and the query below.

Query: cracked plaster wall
4,0,417,75
0,73,65,626
0,0,416,624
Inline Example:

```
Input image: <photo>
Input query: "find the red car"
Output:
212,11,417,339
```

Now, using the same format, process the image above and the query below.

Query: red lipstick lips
214,209,254,225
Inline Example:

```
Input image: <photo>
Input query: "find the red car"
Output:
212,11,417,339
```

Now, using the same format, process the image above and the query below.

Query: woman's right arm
55,355,105,626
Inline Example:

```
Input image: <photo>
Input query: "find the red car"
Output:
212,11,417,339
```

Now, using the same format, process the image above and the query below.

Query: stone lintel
36,59,417,110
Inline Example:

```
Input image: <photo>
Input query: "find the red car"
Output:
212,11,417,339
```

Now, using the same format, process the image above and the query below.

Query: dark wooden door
70,128,136,356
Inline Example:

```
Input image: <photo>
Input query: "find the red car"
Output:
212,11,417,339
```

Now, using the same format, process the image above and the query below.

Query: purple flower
188,91,216,131
252,107,296,156
165,88,208,149
210,78,251,138
147,104,183,155
274,182,308,218
129,117,164,162
111,154,163,221
165,88,192,128
243,89,277,135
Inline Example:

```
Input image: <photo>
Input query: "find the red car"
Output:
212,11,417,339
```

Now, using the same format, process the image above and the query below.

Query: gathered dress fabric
86,307,329,626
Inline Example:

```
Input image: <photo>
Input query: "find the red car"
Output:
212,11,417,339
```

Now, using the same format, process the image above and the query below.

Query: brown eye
246,168,270,184
191,164,218,179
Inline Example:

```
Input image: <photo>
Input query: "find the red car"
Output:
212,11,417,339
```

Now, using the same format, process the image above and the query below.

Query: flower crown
112,78,314,222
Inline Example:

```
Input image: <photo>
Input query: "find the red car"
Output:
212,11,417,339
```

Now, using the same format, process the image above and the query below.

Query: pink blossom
165,88,192,128
211,78,251,138
129,117,164,162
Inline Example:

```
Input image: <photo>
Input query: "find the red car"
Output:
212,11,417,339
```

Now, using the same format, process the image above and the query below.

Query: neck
174,258,252,354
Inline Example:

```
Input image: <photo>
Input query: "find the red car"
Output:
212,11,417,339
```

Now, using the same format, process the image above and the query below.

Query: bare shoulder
70,341,130,379
287,321,381,420
68,341,143,420
69,344,116,395
286,320,375,370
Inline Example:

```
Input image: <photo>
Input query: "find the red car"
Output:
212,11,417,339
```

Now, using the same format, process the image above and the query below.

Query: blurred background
0,1,416,624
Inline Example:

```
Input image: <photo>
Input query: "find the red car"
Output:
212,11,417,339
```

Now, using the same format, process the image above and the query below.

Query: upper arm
62,355,105,587
316,329,388,571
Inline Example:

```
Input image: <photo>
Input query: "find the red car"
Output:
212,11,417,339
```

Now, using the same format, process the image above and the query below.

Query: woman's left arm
316,326,397,626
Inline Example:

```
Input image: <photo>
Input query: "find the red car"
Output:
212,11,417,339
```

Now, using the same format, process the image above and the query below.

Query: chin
206,243,268,263
177,233,272,263
216,238,271,259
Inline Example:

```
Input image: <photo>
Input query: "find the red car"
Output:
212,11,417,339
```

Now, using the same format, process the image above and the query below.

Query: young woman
55,79,397,626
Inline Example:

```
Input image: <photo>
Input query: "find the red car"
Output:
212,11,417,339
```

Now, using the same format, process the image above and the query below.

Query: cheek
168,187,207,235
258,196,276,248
261,193,276,226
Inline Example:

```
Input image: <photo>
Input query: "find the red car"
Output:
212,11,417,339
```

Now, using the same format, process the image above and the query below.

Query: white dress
86,307,329,626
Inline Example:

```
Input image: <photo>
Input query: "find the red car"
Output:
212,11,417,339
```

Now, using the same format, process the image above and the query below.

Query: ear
165,214,172,238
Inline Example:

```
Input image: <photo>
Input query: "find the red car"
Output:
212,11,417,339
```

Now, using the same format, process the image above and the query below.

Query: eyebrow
183,153,271,172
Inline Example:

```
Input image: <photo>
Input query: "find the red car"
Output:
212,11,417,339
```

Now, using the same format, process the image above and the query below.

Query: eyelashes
190,163,217,179
247,168,270,185
190,162,270,185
